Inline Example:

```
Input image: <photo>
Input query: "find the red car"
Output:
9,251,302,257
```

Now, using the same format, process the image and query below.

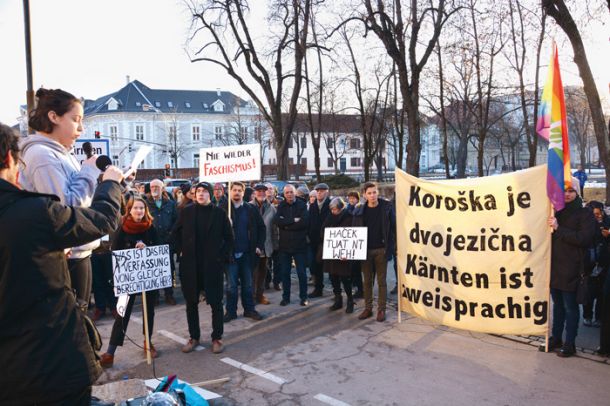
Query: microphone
82,142,93,159
96,155,113,172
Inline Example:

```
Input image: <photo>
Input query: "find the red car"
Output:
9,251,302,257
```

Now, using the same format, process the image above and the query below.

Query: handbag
576,273,590,305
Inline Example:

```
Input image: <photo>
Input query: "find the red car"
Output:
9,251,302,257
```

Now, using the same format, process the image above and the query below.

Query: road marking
220,357,286,385
314,394,352,406
158,330,205,351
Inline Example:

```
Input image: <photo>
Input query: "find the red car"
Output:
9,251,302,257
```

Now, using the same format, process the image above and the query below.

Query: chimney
126,75,130,85
216,88,221,97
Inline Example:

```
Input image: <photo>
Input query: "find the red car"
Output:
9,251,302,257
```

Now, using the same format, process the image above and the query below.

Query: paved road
93,266,610,405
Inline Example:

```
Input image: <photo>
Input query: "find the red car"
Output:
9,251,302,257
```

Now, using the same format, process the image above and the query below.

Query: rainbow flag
536,44,571,211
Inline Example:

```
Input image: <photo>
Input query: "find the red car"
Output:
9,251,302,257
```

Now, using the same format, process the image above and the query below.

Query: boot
329,294,343,311
345,297,354,314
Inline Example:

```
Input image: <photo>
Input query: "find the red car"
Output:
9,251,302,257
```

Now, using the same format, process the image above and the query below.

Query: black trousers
91,252,116,311
330,274,353,297
186,298,223,341
600,278,610,351
68,257,92,311
109,290,158,346
309,243,324,290
351,261,363,292
584,274,606,321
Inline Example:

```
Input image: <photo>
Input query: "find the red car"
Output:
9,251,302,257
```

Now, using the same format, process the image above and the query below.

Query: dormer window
135,101,141,107
107,98,118,111
185,102,191,108
155,101,161,108
202,103,208,109
212,100,225,112
168,101,174,108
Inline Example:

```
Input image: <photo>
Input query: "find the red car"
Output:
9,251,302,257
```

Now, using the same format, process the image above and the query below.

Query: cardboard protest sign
323,227,368,260
73,139,109,164
199,143,261,182
111,244,172,296
396,165,551,335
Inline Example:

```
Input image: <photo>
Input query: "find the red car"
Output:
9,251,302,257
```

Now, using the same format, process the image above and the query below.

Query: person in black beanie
544,178,596,357
171,182,234,354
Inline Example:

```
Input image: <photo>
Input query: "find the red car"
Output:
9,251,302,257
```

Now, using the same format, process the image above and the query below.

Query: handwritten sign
323,227,368,260
199,143,261,182
111,244,172,296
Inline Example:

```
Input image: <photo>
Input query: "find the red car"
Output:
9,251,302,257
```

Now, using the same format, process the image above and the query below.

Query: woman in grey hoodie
20,88,100,310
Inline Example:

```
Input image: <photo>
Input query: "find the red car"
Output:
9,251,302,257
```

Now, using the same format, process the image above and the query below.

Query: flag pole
545,203,554,352
397,251,402,324
142,291,152,365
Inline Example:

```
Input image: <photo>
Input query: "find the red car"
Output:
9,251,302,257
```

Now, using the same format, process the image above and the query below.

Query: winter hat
569,177,581,196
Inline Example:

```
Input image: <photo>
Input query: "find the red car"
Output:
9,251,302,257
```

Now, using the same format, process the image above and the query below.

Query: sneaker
300,299,309,306
244,310,263,321
595,347,609,356
92,308,105,322
358,309,373,320
592,320,602,328
538,336,563,352
212,339,224,354
182,338,200,353
557,343,576,358
99,352,114,368
280,299,290,306
223,312,238,323
165,295,177,306
583,319,592,327
273,283,281,291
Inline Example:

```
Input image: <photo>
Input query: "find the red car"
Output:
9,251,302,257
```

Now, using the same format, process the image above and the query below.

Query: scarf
121,215,152,234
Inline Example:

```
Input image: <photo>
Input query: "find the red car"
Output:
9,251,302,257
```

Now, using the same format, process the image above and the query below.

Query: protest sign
396,165,551,335
111,244,172,296
124,145,153,178
73,138,109,164
199,143,261,182
323,227,368,260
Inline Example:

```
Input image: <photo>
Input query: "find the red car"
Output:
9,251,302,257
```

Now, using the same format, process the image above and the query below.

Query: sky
0,0,608,126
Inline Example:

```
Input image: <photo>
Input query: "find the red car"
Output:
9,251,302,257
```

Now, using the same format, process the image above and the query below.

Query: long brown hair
123,196,153,223
29,88,81,133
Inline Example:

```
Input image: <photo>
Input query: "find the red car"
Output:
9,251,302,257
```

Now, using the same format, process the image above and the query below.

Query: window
327,139,334,148
202,103,208,109
167,101,174,108
301,157,307,168
112,155,119,166
192,126,200,141
107,98,118,111
185,102,191,108
351,157,361,167
193,153,200,168
327,157,334,167
350,138,360,149
135,101,141,107
135,125,144,141
287,138,293,149
254,126,262,139
155,101,161,108
169,125,177,139
289,157,294,165
214,102,224,112
109,125,118,141
301,136,307,149
214,126,223,140
241,127,249,140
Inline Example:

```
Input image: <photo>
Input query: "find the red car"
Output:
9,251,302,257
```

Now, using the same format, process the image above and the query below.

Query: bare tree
542,0,610,200
187,0,311,179
565,86,594,168
359,0,460,176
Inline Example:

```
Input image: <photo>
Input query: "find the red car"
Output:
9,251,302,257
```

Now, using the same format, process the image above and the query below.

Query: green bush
309,174,360,190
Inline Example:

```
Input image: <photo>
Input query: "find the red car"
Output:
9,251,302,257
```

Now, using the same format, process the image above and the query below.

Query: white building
82,79,260,170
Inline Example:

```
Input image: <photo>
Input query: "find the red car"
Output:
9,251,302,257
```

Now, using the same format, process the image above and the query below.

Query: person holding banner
321,198,355,313
0,123,124,405
20,88,101,312
172,182,234,354
546,179,596,357
352,182,396,322
99,196,161,368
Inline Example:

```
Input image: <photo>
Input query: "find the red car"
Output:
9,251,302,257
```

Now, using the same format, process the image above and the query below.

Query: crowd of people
1,87,610,405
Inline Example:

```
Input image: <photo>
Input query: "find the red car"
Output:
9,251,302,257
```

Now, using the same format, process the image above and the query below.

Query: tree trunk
456,135,469,178
404,87,421,177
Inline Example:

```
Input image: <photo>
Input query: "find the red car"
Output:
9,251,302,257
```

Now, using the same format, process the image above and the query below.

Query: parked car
163,178,191,195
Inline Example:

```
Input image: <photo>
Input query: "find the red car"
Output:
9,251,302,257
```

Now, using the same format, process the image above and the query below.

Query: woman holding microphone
20,88,100,310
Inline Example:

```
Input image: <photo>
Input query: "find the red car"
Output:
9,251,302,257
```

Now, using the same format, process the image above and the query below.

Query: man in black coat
172,182,234,354
352,182,396,322
0,123,123,406
224,181,265,322
545,179,596,357
275,184,310,306
147,179,178,305
307,182,331,297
